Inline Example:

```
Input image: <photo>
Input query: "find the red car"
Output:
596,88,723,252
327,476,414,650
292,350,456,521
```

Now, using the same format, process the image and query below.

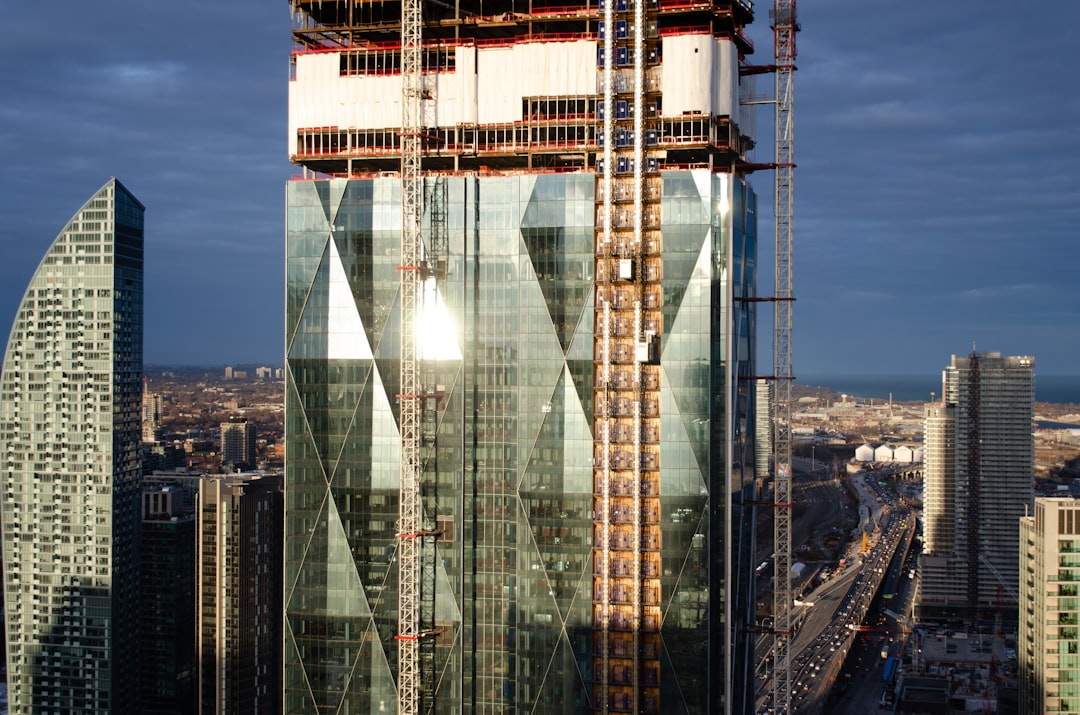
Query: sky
1,0,1078,376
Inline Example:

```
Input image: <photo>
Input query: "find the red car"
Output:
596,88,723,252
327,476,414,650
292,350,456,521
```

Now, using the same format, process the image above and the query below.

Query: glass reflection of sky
417,277,462,361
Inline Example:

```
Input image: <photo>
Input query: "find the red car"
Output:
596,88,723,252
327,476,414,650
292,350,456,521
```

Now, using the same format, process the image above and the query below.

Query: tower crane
396,0,423,710
770,2,798,714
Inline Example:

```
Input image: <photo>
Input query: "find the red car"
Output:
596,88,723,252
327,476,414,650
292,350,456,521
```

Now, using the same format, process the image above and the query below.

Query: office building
197,474,282,714
0,178,144,713
284,1,761,712
140,487,197,714
1020,497,1080,715
917,351,1035,624
220,416,256,470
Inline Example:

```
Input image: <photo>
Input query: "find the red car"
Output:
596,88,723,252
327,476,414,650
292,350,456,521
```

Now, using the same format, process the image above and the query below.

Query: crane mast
397,0,423,709
771,1,797,714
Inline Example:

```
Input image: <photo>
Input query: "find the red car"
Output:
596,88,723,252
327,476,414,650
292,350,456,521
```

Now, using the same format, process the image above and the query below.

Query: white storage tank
893,445,914,464
855,444,875,462
874,444,894,463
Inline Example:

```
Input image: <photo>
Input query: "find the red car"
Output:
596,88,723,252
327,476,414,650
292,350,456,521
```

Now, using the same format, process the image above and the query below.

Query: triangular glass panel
328,239,374,360
528,629,592,713
369,364,402,491
325,497,373,620
657,639,694,715
565,292,595,430
324,179,349,230
287,358,372,485
661,238,714,473
286,232,331,351
372,319,402,431
658,381,708,498
659,172,710,348
521,225,595,353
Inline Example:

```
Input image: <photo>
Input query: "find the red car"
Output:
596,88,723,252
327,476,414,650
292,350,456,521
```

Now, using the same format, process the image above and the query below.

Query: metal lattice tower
419,175,448,713
397,0,423,709
771,1,797,714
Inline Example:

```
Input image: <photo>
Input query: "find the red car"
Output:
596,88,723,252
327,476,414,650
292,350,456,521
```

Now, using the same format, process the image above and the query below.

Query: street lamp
811,445,816,474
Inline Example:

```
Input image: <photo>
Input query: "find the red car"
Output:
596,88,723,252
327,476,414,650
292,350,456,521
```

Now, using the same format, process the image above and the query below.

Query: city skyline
2,1,1078,375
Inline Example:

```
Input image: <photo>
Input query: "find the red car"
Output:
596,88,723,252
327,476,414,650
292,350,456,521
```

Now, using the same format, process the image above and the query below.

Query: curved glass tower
1,178,144,714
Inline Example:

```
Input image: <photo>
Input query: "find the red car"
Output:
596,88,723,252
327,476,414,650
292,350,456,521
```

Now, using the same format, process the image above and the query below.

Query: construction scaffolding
591,0,664,710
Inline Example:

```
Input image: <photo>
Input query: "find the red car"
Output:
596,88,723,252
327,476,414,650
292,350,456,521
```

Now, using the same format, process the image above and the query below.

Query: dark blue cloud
2,0,1077,376
0,0,292,367
747,0,1080,376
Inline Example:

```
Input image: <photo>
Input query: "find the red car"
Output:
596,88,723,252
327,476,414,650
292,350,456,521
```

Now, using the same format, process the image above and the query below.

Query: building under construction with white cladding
283,0,761,712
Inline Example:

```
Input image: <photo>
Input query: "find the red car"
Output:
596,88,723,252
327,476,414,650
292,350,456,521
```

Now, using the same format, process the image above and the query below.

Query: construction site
283,0,797,713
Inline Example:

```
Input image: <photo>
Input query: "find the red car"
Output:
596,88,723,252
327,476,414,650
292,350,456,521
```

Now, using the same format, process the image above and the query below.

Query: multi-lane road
757,467,916,714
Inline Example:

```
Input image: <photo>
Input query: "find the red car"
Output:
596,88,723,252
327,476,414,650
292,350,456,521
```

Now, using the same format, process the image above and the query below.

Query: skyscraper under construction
283,0,761,712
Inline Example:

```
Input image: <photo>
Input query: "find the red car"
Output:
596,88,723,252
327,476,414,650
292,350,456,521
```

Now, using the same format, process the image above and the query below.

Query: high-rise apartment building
197,474,283,714
284,1,760,712
0,178,144,713
755,378,772,480
917,351,1035,624
1019,497,1080,715
143,381,163,443
140,487,197,714
220,416,256,470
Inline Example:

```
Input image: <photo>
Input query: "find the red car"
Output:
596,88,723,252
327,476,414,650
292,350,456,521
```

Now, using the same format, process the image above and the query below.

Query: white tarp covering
660,35,738,119
289,40,597,144
476,40,597,124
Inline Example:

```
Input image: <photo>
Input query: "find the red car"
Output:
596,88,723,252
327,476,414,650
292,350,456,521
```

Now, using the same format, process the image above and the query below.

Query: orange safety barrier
474,31,594,47
657,25,712,37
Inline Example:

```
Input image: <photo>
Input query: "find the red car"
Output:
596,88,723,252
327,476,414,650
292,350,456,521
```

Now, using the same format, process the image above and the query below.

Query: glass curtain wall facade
0,178,144,714
284,170,756,713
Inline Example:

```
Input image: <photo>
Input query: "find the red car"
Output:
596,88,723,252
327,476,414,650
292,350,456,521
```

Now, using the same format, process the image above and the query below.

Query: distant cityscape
3,1,1080,714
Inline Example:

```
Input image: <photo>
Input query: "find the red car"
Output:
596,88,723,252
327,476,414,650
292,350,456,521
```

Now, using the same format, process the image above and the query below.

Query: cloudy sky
1,0,1077,377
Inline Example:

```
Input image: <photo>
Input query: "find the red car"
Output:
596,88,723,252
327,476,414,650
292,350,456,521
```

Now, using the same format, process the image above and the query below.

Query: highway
756,467,915,714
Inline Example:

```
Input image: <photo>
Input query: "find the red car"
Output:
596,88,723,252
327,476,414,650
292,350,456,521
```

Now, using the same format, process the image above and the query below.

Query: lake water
798,374,1080,405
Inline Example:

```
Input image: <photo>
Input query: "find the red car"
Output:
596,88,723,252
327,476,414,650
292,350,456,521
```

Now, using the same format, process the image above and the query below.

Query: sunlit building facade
197,474,283,714
1019,497,1080,715
0,178,144,713
285,170,758,714
918,351,1035,624
284,1,761,712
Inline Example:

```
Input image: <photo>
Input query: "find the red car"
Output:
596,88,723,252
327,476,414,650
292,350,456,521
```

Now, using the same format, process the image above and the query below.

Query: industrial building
917,351,1035,625
0,179,144,713
283,0,774,713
